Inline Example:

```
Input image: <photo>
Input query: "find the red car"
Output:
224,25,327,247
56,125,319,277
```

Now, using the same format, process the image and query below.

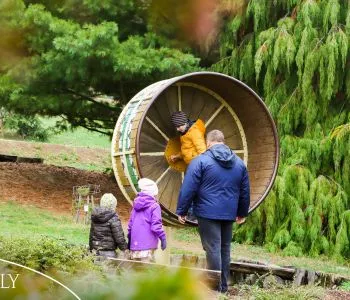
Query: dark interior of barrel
136,74,278,218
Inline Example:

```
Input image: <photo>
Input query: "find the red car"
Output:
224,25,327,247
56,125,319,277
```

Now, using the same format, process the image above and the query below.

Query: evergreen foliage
0,0,200,134
212,0,350,259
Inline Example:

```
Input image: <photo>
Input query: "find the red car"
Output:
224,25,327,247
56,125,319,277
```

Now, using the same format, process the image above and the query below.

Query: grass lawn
1,201,349,279
0,202,349,299
0,201,89,245
2,117,111,149
41,117,111,149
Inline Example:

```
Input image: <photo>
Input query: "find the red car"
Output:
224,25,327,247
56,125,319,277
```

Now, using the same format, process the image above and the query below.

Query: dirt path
0,162,131,222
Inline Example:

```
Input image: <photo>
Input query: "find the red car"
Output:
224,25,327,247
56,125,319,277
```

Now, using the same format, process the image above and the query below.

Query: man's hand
178,215,186,224
170,154,181,163
236,216,246,224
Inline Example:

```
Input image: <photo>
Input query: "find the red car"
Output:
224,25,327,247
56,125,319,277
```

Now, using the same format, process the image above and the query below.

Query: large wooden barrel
111,72,279,226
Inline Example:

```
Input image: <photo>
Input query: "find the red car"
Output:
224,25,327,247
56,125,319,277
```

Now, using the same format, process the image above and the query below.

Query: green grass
0,201,89,245
3,117,111,149
227,284,326,300
44,152,111,172
340,281,350,292
41,117,111,149
172,228,350,278
1,202,349,280
173,227,200,242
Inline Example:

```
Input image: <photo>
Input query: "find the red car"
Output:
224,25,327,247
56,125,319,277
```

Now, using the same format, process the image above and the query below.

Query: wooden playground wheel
111,72,279,226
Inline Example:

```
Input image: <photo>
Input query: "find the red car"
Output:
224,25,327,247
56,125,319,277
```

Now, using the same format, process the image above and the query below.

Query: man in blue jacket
176,129,250,293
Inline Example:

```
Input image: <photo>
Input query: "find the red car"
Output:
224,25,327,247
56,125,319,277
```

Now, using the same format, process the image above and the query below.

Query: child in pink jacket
128,178,167,262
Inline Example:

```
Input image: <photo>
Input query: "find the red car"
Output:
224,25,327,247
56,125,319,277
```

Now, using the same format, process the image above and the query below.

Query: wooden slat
146,94,175,136
140,152,165,156
246,143,276,153
168,171,182,212
139,121,168,152
180,86,200,120
249,151,276,160
156,167,171,184
245,127,274,138
248,166,274,172
146,117,169,141
205,104,225,127
158,170,174,207
248,156,275,166
248,137,275,147
139,156,169,181
178,85,182,111
250,185,269,194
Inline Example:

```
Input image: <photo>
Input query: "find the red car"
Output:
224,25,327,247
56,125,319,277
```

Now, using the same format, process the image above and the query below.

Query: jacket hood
208,144,236,169
193,119,206,134
133,192,157,211
181,119,205,136
91,207,116,223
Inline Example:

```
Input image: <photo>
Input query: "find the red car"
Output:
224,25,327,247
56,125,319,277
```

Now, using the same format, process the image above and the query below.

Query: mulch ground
0,162,131,221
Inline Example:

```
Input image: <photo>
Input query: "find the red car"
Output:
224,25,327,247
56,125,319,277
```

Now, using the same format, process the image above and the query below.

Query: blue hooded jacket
176,144,250,221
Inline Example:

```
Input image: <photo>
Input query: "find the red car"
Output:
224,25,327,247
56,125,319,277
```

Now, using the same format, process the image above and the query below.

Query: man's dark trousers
197,217,233,292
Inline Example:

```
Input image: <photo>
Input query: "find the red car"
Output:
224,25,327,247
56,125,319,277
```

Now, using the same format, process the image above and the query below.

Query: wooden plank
180,86,201,120
248,166,274,172
140,157,169,181
250,173,272,181
139,136,166,153
197,97,222,124
250,184,269,194
139,122,168,152
248,157,275,166
158,170,174,207
245,127,274,138
168,171,182,212
107,257,221,288
178,85,182,110
230,261,295,280
139,155,166,168
147,94,175,136
158,169,177,209
164,86,178,114
250,176,272,185
239,110,270,122
246,144,276,154
249,151,276,160
248,137,276,148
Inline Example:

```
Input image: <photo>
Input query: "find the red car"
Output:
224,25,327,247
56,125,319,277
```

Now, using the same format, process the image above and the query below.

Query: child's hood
133,192,157,211
91,207,116,223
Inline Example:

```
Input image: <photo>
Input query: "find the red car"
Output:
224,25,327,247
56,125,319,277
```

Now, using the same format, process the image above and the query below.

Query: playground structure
72,184,100,224
111,72,279,226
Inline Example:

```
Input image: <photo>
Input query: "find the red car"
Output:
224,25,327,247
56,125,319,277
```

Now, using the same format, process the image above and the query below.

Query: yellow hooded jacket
180,119,206,164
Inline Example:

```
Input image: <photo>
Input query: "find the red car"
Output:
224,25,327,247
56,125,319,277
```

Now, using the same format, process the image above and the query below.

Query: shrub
0,235,95,273
3,114,49,141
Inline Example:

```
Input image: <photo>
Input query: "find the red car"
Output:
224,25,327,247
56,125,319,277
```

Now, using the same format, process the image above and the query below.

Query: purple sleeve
150,204,166,240
128,209,135,235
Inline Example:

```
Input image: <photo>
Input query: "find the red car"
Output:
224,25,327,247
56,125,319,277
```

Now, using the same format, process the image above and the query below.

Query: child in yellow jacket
170,111,206,164
170,111,206,223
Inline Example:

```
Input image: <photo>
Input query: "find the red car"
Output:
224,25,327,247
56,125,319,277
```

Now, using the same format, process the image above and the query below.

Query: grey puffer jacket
89,207,127,251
